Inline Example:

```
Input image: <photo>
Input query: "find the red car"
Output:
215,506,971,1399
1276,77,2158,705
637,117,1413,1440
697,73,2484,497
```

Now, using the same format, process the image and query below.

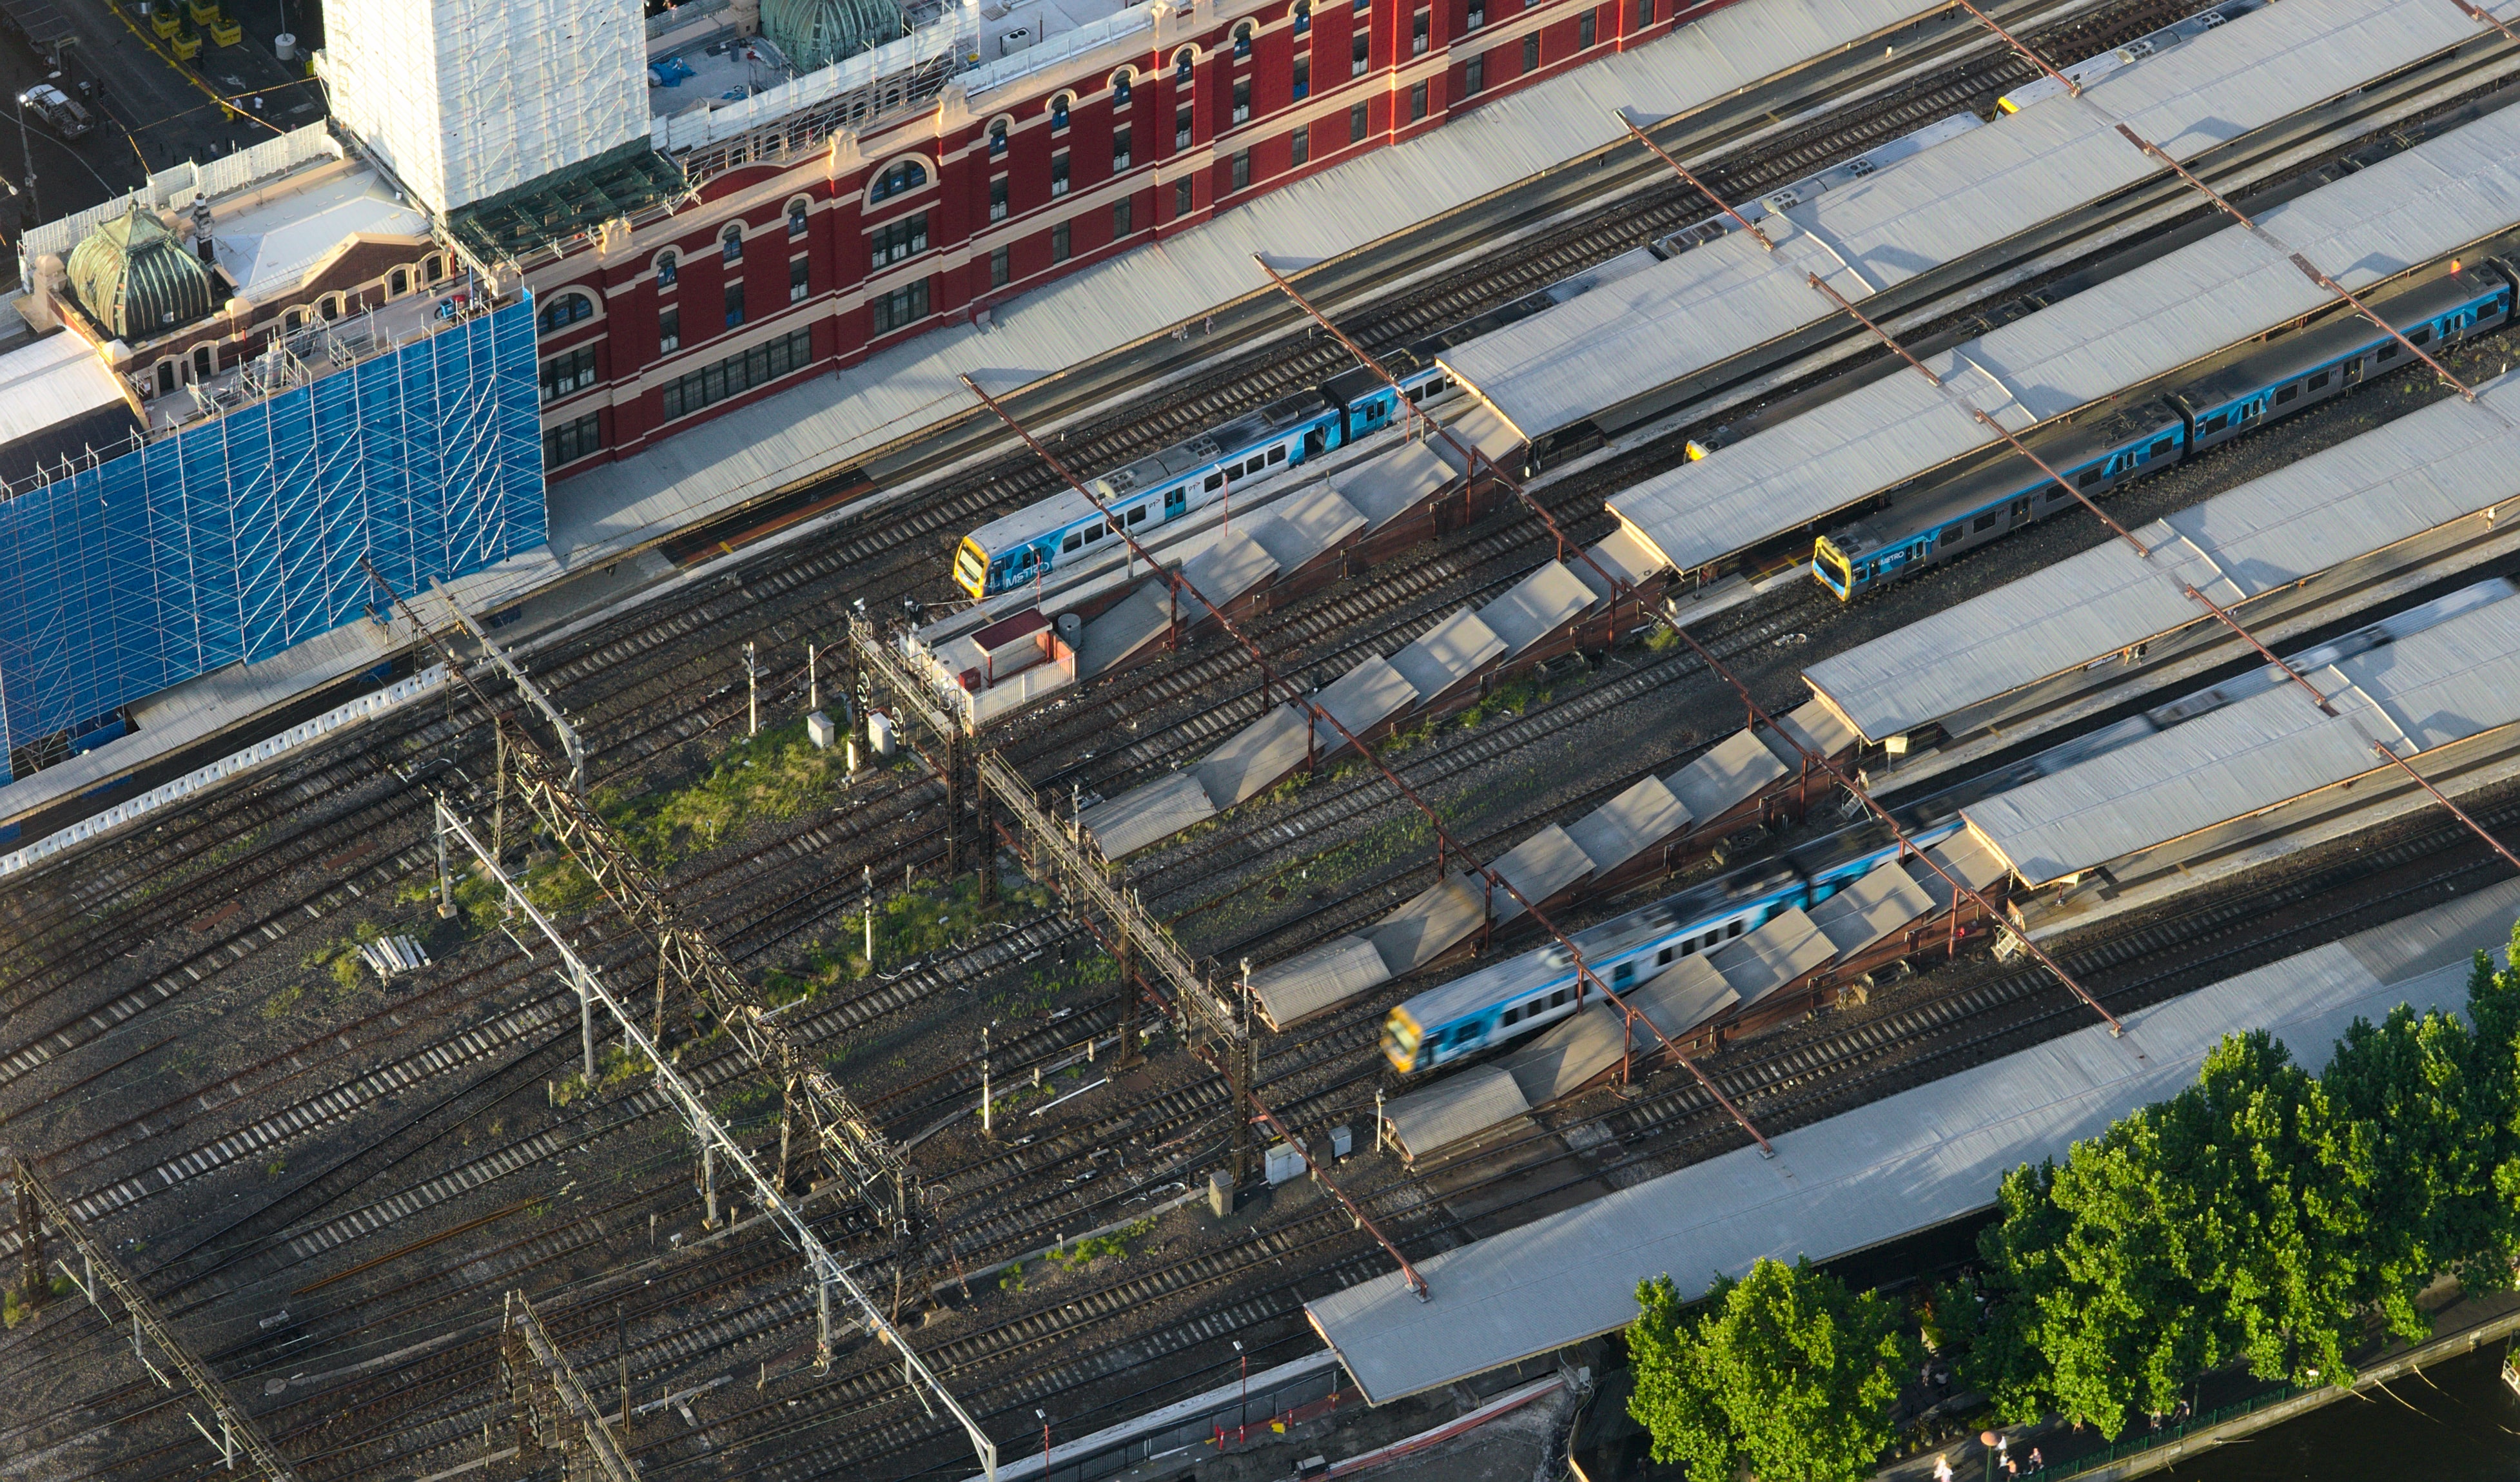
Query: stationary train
1813,257,2518,599
950,239,1675,599
1378,812,1964,1075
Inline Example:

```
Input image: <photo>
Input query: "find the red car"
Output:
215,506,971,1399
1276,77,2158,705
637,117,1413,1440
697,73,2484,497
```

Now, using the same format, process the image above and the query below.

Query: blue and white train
950,244,1689,599
1813,257,2517,598
1378,814,1964,1075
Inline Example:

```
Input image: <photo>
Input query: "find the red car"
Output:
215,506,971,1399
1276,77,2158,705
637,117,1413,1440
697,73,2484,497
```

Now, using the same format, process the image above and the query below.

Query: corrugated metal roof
1195,703,1310,808
1340,441,1458,531
1808,366,2520,742
1615,93,2520,581
1371,871,1490,976
1566,774,1690,875
1383,1066,1534,1160
1666,728,1788,821
1490,823,1595,923
1179,527,1278,605
1810,865,1936,957
1251,933,1393,1028
1481,561,1597,658
1708,906,1833,1004
545,0,1958,563
1075,582,1173,678
1446,0,2487,454
1391,608,1505,699
1079,768,1214,858
1630,955,1739,1040
1310,655,1419,754
1963,596,2520,886
1246,486,1367,572
1911,828,2008,909
0,330,126,448
1497,1001,1634,1106
1305,877,2520,1403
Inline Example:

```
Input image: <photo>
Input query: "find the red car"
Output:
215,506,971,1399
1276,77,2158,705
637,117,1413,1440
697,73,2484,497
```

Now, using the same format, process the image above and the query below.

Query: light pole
1036,1408,1050,1468
1235,1339,1248,1444
14,92,37,224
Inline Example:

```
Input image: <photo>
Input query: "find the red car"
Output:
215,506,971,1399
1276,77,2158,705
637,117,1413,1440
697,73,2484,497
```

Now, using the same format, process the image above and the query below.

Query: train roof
1398,861,1797,1027
1804,367,2520,745
966,487,1103,552
1435,0,2486,449
1960,592,2520,888
1605,101,2520,578
1307,874,2520,1404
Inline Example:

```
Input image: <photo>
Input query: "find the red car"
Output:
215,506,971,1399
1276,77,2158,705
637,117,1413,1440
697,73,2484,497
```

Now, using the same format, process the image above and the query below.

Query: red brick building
518,0,1730,472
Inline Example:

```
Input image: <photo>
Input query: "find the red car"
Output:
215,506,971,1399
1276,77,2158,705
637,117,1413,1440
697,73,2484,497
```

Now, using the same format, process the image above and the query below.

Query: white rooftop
0,329,127,451
1305,876,2520,1403
1804,369,2520,743
211,166,431,299
1601,99,2520,577
1443,0,2507,456
543,0,1973,565
1962,594,2520,886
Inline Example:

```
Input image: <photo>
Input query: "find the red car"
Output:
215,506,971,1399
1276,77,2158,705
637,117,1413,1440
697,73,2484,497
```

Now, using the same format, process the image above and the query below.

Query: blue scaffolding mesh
0,297,545,783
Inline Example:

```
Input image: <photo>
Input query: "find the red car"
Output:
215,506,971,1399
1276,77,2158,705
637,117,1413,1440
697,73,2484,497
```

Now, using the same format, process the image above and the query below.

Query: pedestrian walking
1933,1456,1955,1482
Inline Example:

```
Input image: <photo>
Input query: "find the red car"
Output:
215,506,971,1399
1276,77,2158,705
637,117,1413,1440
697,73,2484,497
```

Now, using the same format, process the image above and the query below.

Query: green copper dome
66,206,218,342
762,0,905,73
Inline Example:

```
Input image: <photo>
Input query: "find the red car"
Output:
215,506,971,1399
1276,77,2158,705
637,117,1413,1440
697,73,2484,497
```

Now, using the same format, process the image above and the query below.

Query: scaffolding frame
10,1156,304,1480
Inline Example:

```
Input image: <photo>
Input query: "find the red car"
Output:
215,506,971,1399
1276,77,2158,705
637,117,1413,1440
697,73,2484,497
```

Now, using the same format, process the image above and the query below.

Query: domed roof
66,206,218,342
762,0,904,73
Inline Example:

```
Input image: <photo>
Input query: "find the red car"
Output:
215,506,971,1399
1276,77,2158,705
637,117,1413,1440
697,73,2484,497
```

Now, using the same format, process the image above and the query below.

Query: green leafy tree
1973,1032,2369,1434
1628,1257,1914,1482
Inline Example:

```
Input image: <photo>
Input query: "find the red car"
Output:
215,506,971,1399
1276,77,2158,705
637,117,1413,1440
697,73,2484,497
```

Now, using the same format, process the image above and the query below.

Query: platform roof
1666,728,1790,823
1441,0,2483,453
1307,877,2520,1404
1251,933,1392,1029
1385,1066,1534,1160
545,0,1972,564
1805,369,2520,743
1962,596,2520,887
1078,768,1213,858
1610,92,2520,581
1390,609,1505,702
1565,774,1689,877
1482,561,1598,658
1810,866,1936,957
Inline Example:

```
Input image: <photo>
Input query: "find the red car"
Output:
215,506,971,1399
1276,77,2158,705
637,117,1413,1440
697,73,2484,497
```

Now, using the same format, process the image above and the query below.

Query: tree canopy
1628,1257,1914,1482
1631,933,2520,1463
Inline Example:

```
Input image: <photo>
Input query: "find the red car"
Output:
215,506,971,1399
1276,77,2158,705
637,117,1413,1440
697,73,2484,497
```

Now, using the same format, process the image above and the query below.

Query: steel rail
954,372,1774,1155
11,1156,305,1481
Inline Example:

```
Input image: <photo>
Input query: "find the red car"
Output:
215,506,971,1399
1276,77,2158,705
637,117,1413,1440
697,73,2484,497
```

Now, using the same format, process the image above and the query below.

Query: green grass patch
1046,1216,1157,1269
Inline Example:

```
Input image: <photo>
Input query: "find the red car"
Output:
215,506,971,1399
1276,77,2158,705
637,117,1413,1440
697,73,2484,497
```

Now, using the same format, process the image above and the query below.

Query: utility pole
496,1290,639,1481
15,93,37,226
808,642,820,712
979,1023,993,1138
745,641,759,737
14,1157,304,1480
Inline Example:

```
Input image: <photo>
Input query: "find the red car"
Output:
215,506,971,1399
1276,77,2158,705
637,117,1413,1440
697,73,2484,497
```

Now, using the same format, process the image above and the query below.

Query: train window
1939,525,1961,547
1973,512,1997,533
2410,325,2434,346
1266,445,1286,465
2150,438,2173,458
1225,463,1245,484
1657,946,1674,966
1062,533,1082,551
2378,341,2400,362
1680,939,1696,956
2203,412,2229,433
1553,988,1572,1007
1612,962,1635,986
1083,523,1104,542
1127,505,1147,524
1726,920,1743,938
2274,384,2298,405
1527,997,1550,1017
1206,471,1225,491
2306,372,2330,392
1503,1005,1521,1026
2046,485,2072,503
2076,467,2103,489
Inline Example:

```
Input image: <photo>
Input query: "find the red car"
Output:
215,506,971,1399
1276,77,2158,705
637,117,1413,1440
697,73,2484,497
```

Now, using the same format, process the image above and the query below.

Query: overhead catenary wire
956,369,1779,1156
